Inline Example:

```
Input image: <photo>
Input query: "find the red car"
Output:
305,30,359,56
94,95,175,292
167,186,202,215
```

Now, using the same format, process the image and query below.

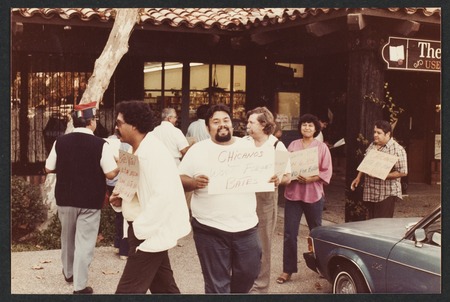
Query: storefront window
144,62,183,117
274,62,303,131
11,70,93,163
144,62,246,130
276,92,301,130
188,64,246,122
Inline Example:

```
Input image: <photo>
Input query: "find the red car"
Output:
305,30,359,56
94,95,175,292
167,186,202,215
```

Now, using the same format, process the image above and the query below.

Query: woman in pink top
276,113,332,284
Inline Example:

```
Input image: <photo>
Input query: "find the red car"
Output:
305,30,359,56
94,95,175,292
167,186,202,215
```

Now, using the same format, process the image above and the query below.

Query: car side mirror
432,232,441,246
414,229,426,247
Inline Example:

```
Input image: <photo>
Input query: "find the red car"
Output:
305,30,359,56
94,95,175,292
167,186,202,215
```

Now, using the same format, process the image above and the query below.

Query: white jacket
117,133,191,252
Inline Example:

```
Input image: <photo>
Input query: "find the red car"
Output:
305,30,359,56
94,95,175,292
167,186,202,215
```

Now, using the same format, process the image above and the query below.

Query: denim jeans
192,218,261,293
282,197,324,273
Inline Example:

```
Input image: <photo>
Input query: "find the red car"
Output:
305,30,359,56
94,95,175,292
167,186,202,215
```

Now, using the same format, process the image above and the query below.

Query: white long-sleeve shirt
112,133,191,252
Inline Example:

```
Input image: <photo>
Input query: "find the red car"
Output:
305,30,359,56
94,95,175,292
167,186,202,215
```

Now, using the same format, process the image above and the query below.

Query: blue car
303,206,441,293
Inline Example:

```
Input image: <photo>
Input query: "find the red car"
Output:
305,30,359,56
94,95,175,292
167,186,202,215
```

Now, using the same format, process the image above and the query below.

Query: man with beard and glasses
109,101,191,294
179,104,262,293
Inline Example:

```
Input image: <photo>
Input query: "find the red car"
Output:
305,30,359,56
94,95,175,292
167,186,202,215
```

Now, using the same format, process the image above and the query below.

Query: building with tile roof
11,7,441,185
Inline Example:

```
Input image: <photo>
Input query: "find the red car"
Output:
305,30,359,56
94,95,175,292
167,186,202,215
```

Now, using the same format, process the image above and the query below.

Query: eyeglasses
115,119,127,127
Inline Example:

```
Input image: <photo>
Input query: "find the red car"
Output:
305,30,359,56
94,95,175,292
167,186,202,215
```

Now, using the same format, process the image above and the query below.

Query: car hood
313,217,421,241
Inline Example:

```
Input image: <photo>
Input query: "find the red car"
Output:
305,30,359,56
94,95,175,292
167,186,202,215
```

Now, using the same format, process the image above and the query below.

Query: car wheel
333,263,369,294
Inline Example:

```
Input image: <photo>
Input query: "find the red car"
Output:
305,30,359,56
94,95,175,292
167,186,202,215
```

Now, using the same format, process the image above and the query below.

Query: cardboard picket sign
113,150,139,203
289,147,319,179
208,147,275,194
357,149,398,180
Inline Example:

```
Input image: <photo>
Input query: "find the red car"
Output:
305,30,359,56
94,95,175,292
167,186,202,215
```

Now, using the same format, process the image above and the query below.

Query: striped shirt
362,138,408,202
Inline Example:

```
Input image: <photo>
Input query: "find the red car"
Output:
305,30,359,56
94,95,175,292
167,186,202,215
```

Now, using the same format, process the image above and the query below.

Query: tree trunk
79,8,139,106
65,8,139,133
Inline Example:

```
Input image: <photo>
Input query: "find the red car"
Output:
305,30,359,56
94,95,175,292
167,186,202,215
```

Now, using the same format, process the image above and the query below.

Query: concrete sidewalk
11,206,332,295
11,174,440,295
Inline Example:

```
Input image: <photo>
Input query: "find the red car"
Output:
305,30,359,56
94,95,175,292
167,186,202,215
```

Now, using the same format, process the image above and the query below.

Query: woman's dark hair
374,120,392,135
298,113,321,137
116,100,154,133
205,104,231,127
246,106,276,135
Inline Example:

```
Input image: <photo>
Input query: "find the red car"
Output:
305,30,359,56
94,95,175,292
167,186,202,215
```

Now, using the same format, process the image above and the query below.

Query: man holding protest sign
244,106,291,293
277,113,332,285
45,102,119,294
109,101,191,294
179,104,262,293
351,120,407,219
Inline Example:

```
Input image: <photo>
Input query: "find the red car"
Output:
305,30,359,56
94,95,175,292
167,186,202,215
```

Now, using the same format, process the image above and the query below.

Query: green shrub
36,214,61,250
15,205,117,251
98,205,117,246
11,176,47,242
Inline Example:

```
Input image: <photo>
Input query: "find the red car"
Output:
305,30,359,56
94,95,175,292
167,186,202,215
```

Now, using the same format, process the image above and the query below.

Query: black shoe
62,269,73,283
73,287,93,294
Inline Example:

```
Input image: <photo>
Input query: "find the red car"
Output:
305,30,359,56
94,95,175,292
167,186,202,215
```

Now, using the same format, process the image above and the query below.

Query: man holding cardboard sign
179,104,262,293
351,120,408,219
110,101,191,294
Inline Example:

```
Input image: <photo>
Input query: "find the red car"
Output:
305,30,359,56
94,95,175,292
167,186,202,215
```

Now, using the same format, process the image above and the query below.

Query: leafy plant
363,82,404,124
97,205,117,246
35,213,61,250
11,176,48,242
13,205,117,251
356,133,370,157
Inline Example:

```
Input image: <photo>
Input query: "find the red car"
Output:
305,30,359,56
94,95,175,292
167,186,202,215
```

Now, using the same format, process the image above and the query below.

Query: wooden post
345,29,385,193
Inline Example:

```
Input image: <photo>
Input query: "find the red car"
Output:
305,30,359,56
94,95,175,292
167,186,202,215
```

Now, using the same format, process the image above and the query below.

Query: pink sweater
284,139,332,203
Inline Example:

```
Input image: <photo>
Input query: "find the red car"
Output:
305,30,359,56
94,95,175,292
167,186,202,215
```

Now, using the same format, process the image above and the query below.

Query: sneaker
114,248,119,254
119,255,128,260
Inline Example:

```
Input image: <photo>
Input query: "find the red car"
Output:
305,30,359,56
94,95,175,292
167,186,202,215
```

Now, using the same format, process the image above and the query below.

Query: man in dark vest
45,101,118,294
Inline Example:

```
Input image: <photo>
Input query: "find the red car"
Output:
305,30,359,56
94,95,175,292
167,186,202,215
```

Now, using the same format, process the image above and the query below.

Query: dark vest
54,131,106,209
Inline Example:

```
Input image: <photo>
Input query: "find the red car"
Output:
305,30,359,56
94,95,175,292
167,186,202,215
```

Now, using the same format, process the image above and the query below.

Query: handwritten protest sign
208,147,275,194
357,149,398,180
275,150,290,182
113,150,139,203
289,147,319,179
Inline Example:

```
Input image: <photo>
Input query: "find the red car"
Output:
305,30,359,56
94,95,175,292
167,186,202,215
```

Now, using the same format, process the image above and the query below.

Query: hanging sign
381,36,441,73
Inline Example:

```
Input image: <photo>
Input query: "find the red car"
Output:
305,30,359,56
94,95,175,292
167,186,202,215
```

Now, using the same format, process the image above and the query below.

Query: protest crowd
43,101,407,294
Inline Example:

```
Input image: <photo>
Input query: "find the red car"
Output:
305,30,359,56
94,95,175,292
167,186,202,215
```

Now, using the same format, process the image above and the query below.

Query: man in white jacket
109,101,191,294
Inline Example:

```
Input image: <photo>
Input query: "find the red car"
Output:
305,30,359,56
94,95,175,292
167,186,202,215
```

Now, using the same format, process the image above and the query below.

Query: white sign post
113,150,139,203
289,147,319,179
357,149,398,180
208,147,275,194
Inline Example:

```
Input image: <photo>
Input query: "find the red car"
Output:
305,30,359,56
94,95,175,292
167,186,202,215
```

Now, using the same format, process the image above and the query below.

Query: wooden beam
347,13,366,31
395,20,421,36
251,29,291,45
305,21,339,37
